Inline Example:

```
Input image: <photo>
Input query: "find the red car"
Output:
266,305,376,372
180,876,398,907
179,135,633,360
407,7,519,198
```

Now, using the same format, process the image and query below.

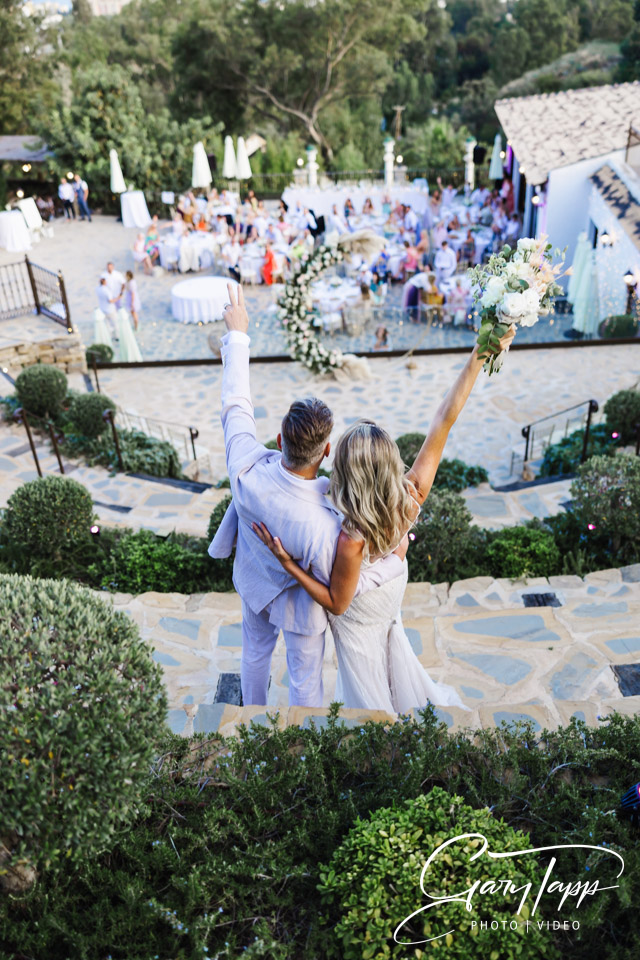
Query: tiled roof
591,164,640,252
0,136,50,163
495,82,640,184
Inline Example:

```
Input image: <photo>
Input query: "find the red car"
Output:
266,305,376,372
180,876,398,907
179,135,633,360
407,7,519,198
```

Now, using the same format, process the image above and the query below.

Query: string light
16,190,24,199
296,158,304,167
22,164,31,173
396,155,404,164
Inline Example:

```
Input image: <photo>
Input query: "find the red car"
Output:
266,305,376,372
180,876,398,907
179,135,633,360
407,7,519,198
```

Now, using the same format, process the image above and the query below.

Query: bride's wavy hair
329,419,417,558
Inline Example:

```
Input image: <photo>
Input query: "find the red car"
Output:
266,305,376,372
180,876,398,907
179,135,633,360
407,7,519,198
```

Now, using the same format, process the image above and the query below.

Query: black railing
521,399,599,464
0,257,71,330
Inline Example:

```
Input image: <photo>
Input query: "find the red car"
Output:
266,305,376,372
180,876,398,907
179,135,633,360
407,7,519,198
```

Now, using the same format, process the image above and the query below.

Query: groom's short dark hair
281,397,333,468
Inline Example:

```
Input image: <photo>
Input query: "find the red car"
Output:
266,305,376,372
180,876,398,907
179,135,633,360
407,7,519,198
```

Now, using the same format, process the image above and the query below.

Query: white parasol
222,136,238,179
192,141,212,189
236,137,253,180
109,149,126,194
488,133,503,181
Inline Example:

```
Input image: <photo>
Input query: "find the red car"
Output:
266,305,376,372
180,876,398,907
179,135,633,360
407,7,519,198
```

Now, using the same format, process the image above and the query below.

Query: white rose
517,237,537,253
500,287,540,322
481,275,506,308
518,313,539,328
504,260,531,280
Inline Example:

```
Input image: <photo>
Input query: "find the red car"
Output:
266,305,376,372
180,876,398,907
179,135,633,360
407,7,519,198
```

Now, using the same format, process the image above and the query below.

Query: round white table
120,190,151,229
171,276,238,323
0,210,31,252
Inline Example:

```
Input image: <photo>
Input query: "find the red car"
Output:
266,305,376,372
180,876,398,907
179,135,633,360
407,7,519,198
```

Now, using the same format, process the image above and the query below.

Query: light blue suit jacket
209,331,402,635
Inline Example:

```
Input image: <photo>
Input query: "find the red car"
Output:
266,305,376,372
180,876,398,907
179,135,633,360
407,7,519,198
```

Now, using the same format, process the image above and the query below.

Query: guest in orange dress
262,242,276,285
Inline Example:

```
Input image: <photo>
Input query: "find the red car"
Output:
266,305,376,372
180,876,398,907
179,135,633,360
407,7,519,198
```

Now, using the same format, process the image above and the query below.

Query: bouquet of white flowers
468,237,567,375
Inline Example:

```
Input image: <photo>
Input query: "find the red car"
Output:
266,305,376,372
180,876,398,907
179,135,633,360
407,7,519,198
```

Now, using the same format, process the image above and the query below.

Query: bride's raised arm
406,327,516,504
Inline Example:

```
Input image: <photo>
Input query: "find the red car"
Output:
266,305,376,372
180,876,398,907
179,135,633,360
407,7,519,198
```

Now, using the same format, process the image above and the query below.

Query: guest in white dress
434,240,457,286
254,326,517,713
124,270,141,330
95,278,117,339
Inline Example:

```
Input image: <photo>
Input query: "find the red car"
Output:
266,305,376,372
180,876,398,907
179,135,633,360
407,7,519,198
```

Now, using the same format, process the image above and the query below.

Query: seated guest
420,273,445,323
403,204,419,243
195,213,209,232
492,201,508,242
328,204,348,234
432,220,448,250
362,197,374,215
278,199,288,217
416,230,430,269
504,212,521,244
471,185,490,207
303,228,315,251
132,233,153,275
262,241,276,285
381,193,392,218
445,278,468,326
402,240,419,279
35,195,55,221
373,324,391,351
145,223,160,264
222,234,241,282
429,189,442,220
434,240,457,285
214,213,229,239
344,197,355,219
247,189,258,211
370,270,385,304
459,229,475,266
448,213,461,231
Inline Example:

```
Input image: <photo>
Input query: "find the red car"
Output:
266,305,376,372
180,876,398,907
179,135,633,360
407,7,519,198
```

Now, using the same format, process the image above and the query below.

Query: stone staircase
101,564,640,739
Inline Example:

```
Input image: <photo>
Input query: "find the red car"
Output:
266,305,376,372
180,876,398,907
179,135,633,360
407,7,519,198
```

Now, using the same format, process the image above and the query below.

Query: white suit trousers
241,600,325,708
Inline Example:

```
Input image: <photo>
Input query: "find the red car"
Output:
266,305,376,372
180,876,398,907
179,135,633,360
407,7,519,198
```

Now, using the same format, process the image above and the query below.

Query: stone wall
0,333,87,378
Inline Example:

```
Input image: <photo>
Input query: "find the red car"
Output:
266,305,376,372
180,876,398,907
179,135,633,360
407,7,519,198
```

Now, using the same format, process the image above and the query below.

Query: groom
209,284,403,708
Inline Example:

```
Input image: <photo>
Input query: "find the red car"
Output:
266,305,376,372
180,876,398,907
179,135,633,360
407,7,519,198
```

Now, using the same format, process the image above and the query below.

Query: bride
253,326,516,714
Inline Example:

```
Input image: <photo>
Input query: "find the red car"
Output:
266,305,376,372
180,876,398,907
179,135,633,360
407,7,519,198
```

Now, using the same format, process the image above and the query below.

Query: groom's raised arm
219,285,266,482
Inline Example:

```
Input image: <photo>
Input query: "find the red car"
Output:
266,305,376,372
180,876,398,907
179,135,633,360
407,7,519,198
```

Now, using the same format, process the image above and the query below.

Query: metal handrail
520,399,599,465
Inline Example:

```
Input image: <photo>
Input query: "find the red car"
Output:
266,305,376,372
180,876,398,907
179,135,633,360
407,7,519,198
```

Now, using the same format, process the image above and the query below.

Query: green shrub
15,364,68,418
0,708,638,956
570,454,640,566
604,388,640,445
89,528,233,594
598,313,639,339
539,424,616,477
395,434,488,490
485,524,561,579
408,488,485,582
207,493,233,542
85,343,114,364
69,392,117,439
0,574,167,891
60,428,183,478
319,786,557,960
3,475,94,562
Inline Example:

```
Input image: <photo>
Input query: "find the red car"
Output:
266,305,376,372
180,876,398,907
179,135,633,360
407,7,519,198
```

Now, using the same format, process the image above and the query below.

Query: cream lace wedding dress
330,556,469,714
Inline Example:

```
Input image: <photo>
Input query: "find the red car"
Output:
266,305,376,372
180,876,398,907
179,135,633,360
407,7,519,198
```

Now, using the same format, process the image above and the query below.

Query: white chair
239,257,261,285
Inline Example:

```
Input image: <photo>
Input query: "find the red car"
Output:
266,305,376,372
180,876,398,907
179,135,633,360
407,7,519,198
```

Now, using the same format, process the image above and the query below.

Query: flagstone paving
99,564,640,738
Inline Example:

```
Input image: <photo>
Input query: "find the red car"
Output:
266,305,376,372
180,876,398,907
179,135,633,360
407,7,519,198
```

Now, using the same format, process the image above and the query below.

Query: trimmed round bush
395,435,488,491
598,314,639,339
69,392,117,439
604,389,640,446
570,454,640,565
408,488,485,583
395,431,425,467
0,573,167,891
85,343,114,364
485,525,561,579
4,475,95,560
15,364,68,418
319,786,558,960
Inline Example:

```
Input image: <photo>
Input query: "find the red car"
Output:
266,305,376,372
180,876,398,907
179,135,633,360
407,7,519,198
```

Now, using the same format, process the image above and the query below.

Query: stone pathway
100,565,640,737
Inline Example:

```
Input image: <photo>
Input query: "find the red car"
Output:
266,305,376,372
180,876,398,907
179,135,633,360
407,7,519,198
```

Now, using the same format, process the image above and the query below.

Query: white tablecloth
0,210,31,252
159,234,218,273
121,191,151,229
311,278,361,313
171,276,238,323
16,198,43,232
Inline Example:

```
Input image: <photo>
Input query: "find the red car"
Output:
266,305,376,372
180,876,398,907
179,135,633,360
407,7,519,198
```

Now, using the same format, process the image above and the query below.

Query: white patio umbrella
236,136,253,180
572,250,600,337
222,135,238,179
109,149,126,194
488,133,503,180
567,231,590,304
192,141,212,189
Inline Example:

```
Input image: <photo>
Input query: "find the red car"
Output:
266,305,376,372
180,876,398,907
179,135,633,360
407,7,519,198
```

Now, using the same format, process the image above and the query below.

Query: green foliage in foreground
15,363,68,419
0,574,167,891
604,389,640,446
0,708,638,958
539,425,617,478
3,475,95,562
69,391,117,439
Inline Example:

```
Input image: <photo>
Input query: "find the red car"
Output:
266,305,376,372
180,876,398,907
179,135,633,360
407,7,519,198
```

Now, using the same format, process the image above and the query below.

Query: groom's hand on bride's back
222,283,250,334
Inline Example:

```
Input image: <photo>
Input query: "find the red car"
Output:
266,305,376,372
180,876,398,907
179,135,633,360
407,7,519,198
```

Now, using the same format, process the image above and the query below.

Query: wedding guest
373,324,391,351
132,233,153,275
344,197,355,219
445,278,468,327
434,240,457,285
73,173,91,222
432,220,448,250
36,195,55,221
501,177,515,215
421,273,445,324
381,193,392,217
416,229,430,269
362,197,374,215
145,223,160,264
195,213,209,232
403,204,419,243
222,234,241,282
262,241,276,286
101,261,126,306
328,204,348,234
96,277,117,337
58,178,75,219
504,212,521,244
247,189,258,211
459,230,475,267
124,270,141,330
402,240,419,279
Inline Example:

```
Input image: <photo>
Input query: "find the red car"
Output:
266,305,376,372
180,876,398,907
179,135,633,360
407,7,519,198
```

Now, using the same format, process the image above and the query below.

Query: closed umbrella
488,133,503,181
567,231,590,304
571,250,600,337
236,137,252,180
192,141,212,189
222,136,238,179
109,149,126,194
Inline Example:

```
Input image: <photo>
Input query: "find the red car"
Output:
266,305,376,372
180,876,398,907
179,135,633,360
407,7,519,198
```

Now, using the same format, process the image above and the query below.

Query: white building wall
543,150,626,289
588,185,640,321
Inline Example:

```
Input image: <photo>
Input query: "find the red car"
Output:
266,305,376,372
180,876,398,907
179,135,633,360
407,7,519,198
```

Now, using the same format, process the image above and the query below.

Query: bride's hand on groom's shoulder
222,283,249,334
252,521,293,566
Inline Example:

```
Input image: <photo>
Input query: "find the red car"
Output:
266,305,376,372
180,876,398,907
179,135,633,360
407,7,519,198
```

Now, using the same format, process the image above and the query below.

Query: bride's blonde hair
329,419,418,558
